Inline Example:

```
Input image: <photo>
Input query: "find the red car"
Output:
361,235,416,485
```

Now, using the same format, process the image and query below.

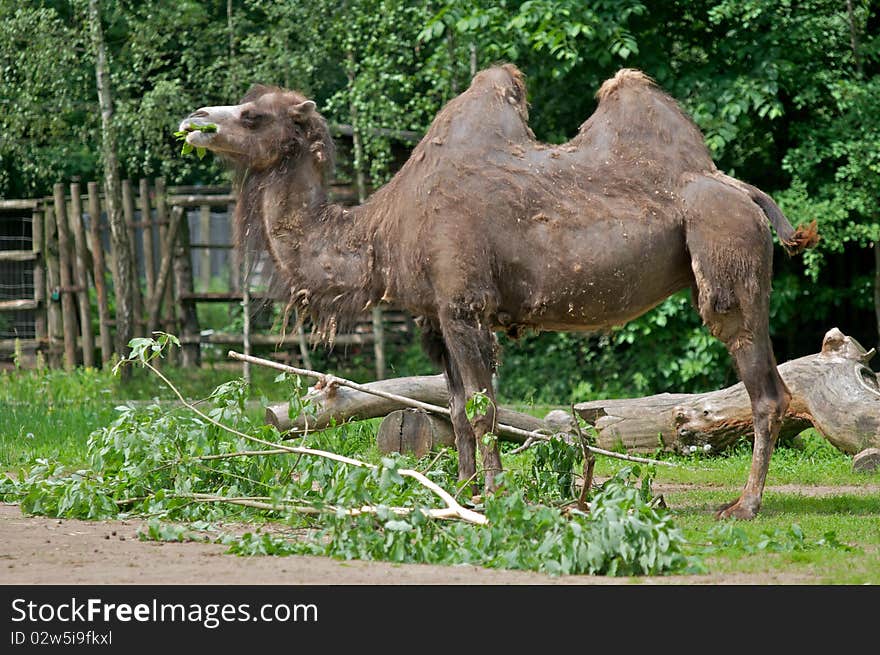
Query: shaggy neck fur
233,155,378,341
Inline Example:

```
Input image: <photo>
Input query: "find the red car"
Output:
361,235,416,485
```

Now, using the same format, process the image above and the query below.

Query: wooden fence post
147,205,183,336
121,179,144,334
199,204,211,291
154,178,178,365
53,183,77,369
87,182,113,366
228,200,240,293
241,248,251,383
174,208,200,367
43,202,62,368
68,183,95,368
372,306,385,380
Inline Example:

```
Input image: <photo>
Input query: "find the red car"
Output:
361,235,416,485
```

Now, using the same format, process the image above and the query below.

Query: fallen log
574,327,880,458
259,327,879,466
257,360,672,467
264,374,546,442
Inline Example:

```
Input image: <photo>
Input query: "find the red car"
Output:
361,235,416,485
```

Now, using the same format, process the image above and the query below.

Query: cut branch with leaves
113,334,486,525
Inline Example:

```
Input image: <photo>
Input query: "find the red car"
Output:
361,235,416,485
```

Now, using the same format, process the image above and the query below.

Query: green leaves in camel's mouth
173,123,217,159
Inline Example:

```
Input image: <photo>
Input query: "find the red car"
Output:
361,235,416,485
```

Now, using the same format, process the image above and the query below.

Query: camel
179,64,818,519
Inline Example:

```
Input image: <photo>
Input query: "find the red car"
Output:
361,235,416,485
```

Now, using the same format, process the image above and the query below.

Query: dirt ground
8,482,876,585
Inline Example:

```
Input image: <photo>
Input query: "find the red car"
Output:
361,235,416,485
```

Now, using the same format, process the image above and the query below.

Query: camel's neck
236,163,378,337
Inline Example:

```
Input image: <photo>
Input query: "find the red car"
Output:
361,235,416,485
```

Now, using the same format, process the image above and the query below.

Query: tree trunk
574,327,880,457
88,0,135,377
875,240,879,352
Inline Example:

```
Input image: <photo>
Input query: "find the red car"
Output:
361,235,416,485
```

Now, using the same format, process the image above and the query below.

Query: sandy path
3,490,865,586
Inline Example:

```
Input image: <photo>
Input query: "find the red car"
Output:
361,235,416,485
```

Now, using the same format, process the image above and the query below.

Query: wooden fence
0,178,409,377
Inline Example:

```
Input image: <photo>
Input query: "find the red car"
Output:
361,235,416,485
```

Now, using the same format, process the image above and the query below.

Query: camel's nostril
190,110,209,118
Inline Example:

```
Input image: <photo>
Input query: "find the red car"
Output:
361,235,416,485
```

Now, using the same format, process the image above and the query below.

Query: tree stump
852,448,880,473
376,409,455,458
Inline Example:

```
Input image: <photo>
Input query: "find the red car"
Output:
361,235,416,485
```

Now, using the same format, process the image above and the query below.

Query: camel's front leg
439,312,502,494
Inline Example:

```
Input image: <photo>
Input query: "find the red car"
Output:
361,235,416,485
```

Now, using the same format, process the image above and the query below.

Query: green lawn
1,364,878,582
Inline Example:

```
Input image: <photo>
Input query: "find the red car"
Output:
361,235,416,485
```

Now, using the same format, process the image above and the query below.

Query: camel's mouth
178,120,218,146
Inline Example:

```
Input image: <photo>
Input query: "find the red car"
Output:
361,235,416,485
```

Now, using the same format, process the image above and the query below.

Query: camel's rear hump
578,69,715,179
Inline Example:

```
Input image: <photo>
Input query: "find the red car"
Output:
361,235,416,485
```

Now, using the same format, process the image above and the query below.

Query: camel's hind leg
685,178,791,519
716,333,790,518
693,274,790,519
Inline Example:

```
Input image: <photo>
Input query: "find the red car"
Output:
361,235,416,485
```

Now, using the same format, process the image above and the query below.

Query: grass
1,364,878,582
0,363,279,469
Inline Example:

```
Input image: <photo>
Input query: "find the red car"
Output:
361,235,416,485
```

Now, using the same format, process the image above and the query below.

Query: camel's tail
747,186,819,255
713,172,819,255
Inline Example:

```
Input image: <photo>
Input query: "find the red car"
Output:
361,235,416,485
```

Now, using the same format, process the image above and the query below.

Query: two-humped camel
180,65,817,519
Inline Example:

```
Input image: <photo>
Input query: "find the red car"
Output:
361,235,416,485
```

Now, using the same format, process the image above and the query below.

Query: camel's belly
495,216,693,330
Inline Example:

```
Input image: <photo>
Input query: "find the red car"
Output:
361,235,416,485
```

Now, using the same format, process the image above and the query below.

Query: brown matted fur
180,64,818,519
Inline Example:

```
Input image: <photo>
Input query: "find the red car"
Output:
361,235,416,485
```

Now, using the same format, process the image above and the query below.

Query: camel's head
179,85,333,172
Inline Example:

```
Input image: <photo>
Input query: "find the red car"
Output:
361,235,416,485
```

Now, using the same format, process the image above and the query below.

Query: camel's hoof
715,498,758,520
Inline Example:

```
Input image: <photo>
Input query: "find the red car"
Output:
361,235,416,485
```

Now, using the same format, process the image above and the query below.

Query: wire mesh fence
0,212,35,347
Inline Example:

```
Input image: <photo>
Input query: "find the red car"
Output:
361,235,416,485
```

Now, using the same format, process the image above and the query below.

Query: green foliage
702,522,855,555
464,389,491,420
228,466,695,577
526,435,584,500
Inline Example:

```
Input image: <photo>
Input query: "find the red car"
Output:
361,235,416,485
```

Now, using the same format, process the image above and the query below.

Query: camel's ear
289,100,316,121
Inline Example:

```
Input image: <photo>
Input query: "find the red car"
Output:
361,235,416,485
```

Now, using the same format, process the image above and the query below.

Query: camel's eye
240,110,266,129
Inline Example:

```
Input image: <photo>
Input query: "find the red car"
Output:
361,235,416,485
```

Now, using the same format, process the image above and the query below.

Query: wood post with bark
87,182,113,365
43,203,63,368
147,205,183,336
173,209,200,367
52,183,77,369
68,183,95,368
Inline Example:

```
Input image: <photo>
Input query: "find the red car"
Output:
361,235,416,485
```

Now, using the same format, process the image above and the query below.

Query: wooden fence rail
0,178,399,374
